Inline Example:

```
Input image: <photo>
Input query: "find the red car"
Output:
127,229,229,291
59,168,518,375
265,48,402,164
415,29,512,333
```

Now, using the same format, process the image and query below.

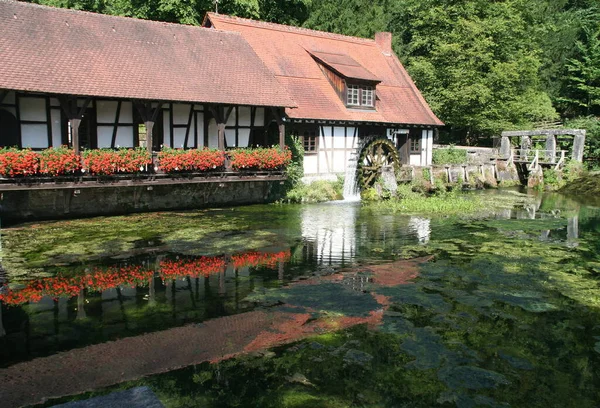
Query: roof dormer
308,50,380,110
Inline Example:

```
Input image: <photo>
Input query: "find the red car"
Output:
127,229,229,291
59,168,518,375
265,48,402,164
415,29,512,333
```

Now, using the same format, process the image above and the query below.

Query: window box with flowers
229,147,292,171
157,147,226,174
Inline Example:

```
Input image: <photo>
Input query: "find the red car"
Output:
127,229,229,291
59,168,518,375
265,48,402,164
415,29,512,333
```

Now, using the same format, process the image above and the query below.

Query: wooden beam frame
133,100,163,152
270,107,286,151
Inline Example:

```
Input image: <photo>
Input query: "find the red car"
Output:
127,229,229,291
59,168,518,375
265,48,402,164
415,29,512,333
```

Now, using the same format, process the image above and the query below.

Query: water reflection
0,251,290,366
301,202,358,265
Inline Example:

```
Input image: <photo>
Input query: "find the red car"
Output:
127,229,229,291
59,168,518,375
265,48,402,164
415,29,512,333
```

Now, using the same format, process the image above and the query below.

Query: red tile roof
205,13,443,126
0,0,295,108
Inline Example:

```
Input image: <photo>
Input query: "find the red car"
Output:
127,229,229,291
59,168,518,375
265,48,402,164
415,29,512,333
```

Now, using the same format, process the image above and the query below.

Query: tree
561,25,600,116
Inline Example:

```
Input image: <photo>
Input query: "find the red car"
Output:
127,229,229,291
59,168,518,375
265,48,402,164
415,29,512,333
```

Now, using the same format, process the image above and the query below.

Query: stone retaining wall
0,179,284,224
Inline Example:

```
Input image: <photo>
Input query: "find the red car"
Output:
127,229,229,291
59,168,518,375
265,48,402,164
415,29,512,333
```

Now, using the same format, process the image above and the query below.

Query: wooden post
279,123,285,152
217,123,226,151
70,118,82,155
144,121,154,152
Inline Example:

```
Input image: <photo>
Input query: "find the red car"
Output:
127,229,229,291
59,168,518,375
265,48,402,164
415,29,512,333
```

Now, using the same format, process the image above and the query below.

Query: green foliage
31,0,311,26
432,146,467,165
284,178,343,203
564,116,600,166
559,24,600,116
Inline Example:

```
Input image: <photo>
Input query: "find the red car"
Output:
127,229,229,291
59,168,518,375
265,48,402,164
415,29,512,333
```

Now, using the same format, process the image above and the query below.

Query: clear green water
0,189,599,407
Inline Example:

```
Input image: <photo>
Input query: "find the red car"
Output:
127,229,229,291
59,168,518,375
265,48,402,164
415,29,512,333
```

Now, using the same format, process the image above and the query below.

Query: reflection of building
301,203,358,265
408,217,431,244
0,251,289,365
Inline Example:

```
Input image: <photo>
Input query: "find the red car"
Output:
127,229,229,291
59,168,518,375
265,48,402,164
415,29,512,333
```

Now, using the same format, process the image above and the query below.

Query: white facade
302,124,434,179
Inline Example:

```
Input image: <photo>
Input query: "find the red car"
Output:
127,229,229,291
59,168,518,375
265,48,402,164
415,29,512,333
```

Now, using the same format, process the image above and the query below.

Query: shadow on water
0,189,599,407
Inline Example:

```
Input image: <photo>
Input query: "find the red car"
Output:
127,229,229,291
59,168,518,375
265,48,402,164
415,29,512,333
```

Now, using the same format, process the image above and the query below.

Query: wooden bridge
508,148,569,171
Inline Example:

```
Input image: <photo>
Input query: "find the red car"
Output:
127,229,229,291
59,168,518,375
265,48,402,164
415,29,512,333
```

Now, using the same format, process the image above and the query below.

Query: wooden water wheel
357,138,400,188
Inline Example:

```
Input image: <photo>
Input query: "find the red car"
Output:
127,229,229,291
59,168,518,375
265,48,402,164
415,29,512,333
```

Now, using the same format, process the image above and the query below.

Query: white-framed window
347,84,360,106
361,86,374,107
347,84,375,108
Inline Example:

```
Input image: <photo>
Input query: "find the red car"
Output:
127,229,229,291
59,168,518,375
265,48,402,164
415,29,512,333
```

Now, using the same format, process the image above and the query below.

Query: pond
0,189,599,407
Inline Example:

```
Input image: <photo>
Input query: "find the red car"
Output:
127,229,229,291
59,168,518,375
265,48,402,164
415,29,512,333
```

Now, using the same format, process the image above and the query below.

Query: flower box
158,147,226,173
0,147,40,177
82,148,152,176
229,147,292,170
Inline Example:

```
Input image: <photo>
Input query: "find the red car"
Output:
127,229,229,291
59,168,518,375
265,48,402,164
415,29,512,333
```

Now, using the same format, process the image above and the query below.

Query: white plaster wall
51,109,62,147
208,119,218,148
238,107,251,126
226,108,236,127
162,111,171,147
254,108,264,126
115,126,134,148
304,154,318,174
225,129,236,147
119,101,133,123
426,130,433,165
196,113,204,147
97,126,113,148
172,104,191,125
173,128,187,148
96,101,118,123
238,128,250,147
409,154,422,166
21,124,48,148
19,97,46,121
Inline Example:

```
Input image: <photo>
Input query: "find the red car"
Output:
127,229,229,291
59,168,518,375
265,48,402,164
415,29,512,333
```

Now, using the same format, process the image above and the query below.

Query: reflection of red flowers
0,251,291,306
232,251,290,268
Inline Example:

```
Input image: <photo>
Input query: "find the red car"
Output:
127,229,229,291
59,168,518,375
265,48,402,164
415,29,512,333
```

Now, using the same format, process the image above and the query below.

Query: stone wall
0,180,283,224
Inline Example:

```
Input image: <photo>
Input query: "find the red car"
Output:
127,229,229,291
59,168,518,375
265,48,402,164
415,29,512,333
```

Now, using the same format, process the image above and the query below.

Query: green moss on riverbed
1,207,298,279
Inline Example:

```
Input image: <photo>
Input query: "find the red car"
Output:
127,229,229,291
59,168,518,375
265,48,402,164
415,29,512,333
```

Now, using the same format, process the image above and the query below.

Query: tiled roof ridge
206,12,377,45
1,0,238,36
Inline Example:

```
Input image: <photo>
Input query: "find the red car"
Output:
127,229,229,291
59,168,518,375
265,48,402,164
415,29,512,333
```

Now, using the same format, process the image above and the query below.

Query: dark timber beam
58,96,91,155
0,89,8,105
133,100,163,152
270,107,286,151
208,105,233,151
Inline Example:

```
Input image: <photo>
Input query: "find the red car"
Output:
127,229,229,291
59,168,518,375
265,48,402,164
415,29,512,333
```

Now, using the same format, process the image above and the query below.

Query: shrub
158,147,225,173
0,147,39,177
229,147,292,170
432,145,467,165
39,146,81,176
82,148,152,175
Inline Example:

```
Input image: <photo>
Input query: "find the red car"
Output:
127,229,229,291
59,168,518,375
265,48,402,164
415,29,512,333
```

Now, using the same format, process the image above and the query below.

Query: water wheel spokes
358,138,400,189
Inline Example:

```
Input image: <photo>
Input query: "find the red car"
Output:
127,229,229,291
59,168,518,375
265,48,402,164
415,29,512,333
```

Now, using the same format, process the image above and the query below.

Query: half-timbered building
204,13,444,178
0,0,295,154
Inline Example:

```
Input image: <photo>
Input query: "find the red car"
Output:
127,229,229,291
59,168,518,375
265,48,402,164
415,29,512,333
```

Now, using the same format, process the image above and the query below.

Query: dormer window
347,84,374,108
309,50,381,110
347,85,359,106
361,86,374,107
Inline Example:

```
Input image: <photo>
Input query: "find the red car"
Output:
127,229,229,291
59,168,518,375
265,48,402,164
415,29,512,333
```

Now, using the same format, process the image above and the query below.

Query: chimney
375,32,392,56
